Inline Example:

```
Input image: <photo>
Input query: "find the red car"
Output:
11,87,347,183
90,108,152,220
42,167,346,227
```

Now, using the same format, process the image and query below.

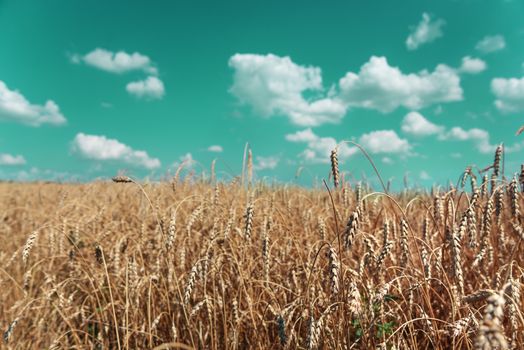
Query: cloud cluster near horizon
285,128,410,164
401,111,523,154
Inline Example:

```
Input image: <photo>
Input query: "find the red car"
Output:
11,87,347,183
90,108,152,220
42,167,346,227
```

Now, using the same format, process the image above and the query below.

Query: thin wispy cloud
254,155,279,170
419,170,431,180
475,35,506,54
406,13,445,51
207,145,223,153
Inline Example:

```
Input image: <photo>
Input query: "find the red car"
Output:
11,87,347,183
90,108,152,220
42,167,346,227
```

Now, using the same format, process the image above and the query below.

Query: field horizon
1,144,523,349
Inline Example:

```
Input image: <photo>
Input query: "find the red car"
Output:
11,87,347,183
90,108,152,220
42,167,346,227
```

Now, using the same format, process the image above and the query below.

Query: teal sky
0,0,523,188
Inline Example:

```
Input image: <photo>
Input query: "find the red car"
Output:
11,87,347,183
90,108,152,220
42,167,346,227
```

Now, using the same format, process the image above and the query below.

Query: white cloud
229,54,463,126
359,130,411,154
382,157,394,165
401,111,444,136
439,127,494,154
491,76,524,112
406,13,445,50
397,109,524,155
0,153,26,165
126,76,165,99
475,35,506,54
505,142,524,153
285,128,318,143
228,53,346,127
254,155,279,170
179,153,194,165
285,128,357,163
406,118,524,155
71,133,160,169
459,56,487,74
72,48,158,75
338,56,462,113
207,145,223,153
286,128,411,162
171,153,196,171
419,170,431,180
0,81,67,126
440,126,488,141
0,167,79,182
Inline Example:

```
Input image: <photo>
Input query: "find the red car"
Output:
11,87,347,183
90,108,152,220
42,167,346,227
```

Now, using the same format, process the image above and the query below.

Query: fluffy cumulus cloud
338,56,462,113
229,54,463,126
0,81,66,126
285,128,318,143
126,76,165,99
72,48,165,100
71,48,158,75
228,53,346,127
254,155,280,170
207,145,223,153
439,127,495,154
401,114,499,154
475,35,506,54
0,153,26,165
491,76,524,112
286,128,410,162
359,130,411,154
71,133,160,169
459,56,487,74
401,111,444,136
401,114,522,155
406,13,445,51
285,128,357,163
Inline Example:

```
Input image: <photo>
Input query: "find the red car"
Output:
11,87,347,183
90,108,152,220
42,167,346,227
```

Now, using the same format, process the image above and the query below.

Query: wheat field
0,147,523,349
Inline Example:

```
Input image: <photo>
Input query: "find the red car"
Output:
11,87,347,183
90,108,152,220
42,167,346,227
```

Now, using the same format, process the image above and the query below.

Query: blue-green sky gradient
1,0,523,188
